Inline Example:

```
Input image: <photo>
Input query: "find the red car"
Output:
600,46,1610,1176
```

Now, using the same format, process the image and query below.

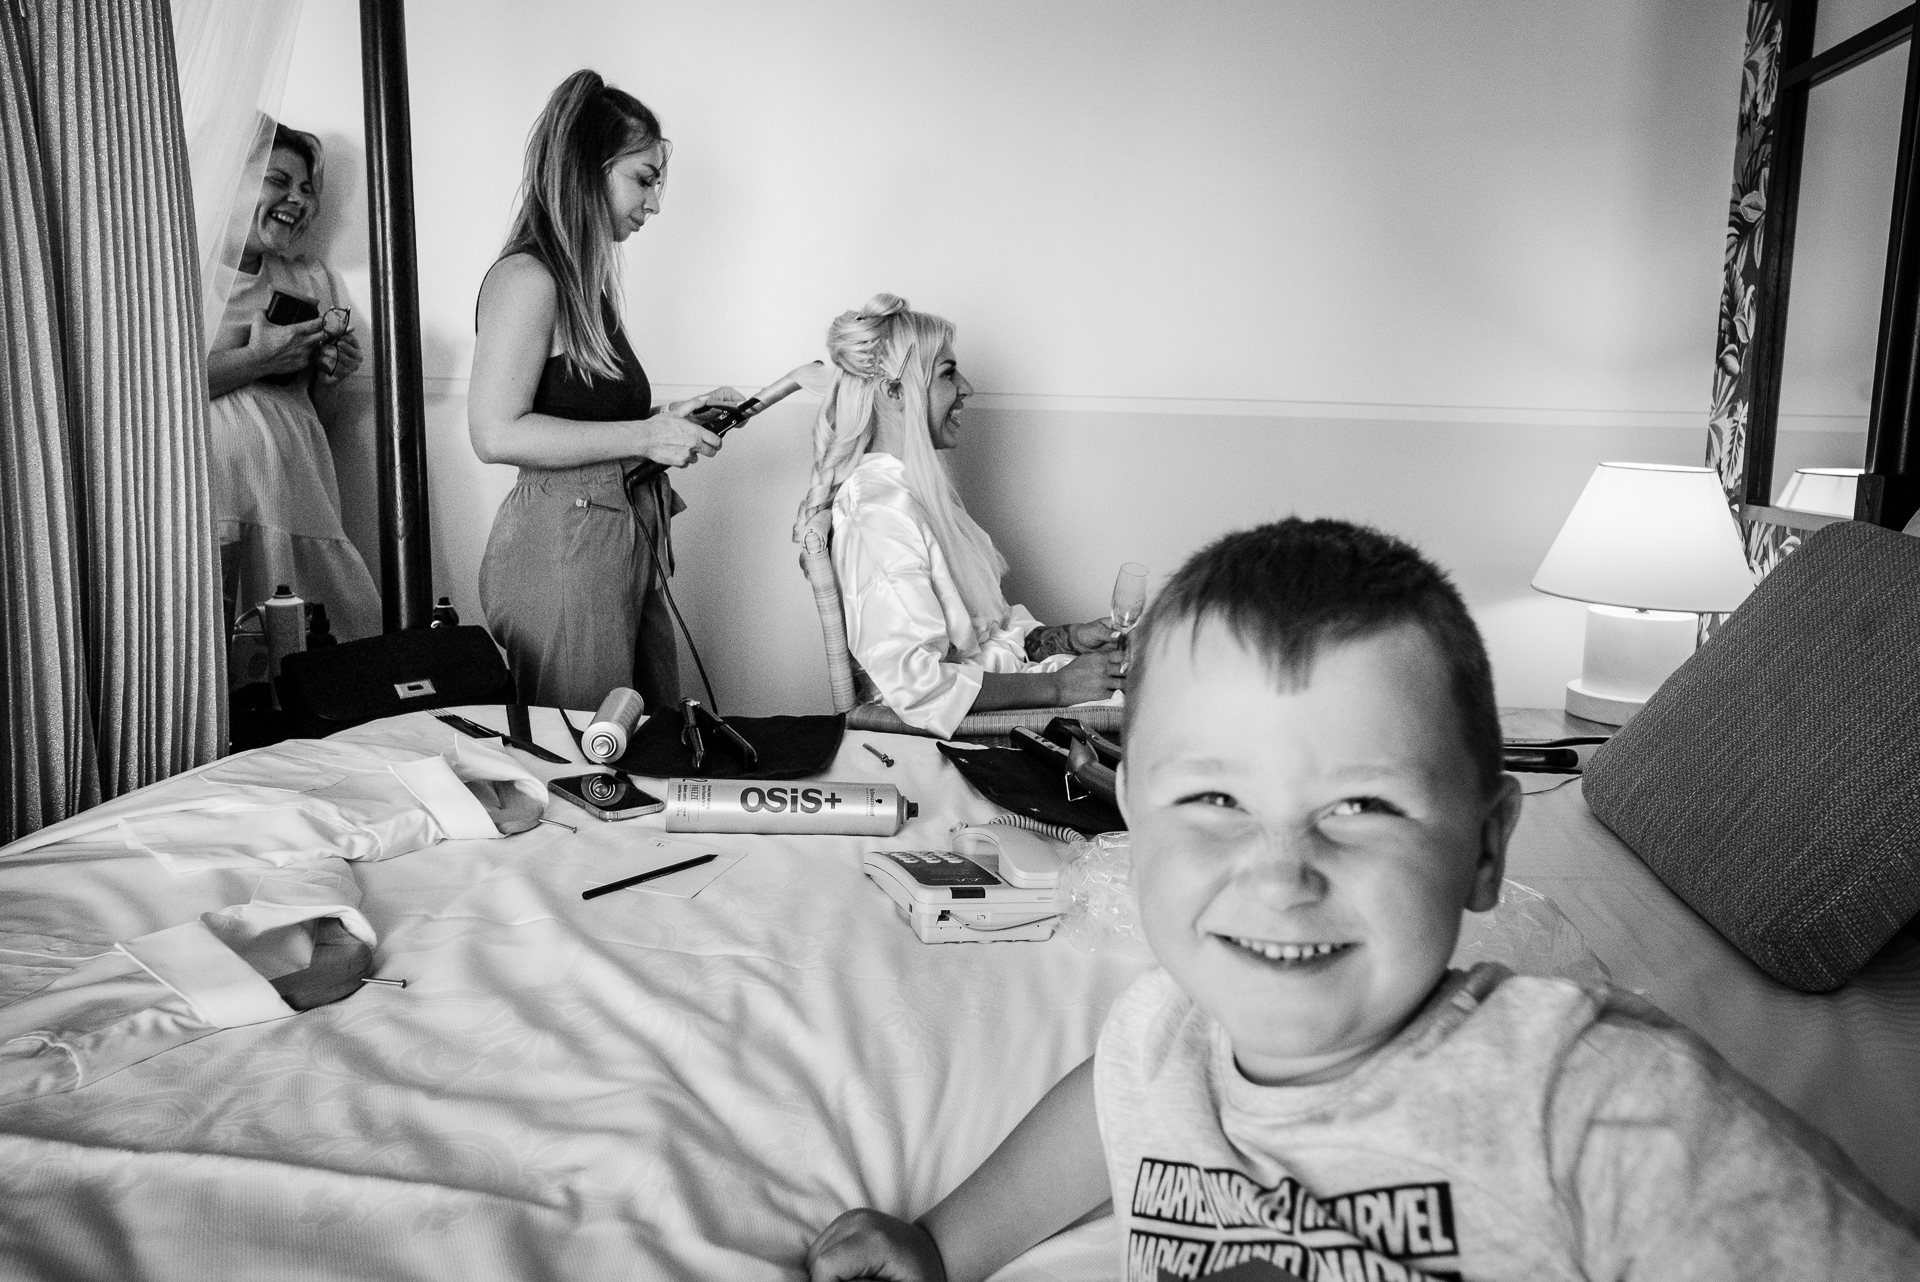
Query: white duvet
0,711,1145,1280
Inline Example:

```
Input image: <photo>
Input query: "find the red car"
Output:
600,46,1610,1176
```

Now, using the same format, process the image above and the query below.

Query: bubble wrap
1058,832,1151,955
1450,878,1611,985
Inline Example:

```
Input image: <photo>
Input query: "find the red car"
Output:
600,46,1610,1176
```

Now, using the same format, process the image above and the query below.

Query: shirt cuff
916,663,984,739
389,755,500,840
118,921,294,1029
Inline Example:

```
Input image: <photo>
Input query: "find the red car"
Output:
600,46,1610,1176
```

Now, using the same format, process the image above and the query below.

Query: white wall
281,0,1762,714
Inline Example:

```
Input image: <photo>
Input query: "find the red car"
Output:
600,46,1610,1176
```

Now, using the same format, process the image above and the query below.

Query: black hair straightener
1501,736,1610,773
626,361,830,485
1014,719,1121,806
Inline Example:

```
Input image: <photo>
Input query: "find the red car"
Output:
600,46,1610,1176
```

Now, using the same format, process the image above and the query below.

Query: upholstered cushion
1583,521,1920,992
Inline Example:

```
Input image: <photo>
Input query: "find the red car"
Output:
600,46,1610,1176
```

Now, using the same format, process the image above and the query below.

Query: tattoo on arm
1025,624,1077,661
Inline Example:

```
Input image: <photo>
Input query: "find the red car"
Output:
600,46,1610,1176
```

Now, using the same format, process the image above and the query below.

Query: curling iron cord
645,482,721,713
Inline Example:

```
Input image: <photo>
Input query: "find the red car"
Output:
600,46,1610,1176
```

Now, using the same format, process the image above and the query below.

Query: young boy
807,519,1919,1282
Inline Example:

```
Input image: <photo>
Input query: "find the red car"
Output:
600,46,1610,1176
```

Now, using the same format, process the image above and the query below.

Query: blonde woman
470,70,739,710
794,295,1123,737
206,124,379,639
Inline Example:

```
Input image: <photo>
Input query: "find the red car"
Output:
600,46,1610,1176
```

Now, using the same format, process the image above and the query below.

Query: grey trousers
478,461,682,714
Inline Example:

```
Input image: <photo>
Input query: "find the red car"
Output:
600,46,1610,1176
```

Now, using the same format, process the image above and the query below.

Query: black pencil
582,853,718,900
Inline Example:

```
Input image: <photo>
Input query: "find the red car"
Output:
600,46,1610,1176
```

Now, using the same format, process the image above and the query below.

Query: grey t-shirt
1093,963,1918,1281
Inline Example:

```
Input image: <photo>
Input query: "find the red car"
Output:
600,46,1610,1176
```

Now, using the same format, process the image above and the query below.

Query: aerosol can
664,778,918,836
582,687,646,763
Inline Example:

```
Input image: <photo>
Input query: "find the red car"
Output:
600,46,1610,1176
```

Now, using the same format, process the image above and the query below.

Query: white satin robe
831,454,1072,737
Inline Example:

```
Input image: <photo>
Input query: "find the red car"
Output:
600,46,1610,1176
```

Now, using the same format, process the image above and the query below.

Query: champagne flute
1108,562,1149,636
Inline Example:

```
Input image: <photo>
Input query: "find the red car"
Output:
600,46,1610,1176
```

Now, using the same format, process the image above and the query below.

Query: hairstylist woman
793,295,1124,738
470,70,740,710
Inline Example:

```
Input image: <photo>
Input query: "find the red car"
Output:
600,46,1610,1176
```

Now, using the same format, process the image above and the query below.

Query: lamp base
1565,679,1643,726
1564,604,1700,727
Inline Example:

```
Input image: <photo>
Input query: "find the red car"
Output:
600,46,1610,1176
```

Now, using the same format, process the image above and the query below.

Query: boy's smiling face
1122,618,1520,1087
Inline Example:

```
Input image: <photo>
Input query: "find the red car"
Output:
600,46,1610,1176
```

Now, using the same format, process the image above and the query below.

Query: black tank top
483,248,652,423
532,297,653,423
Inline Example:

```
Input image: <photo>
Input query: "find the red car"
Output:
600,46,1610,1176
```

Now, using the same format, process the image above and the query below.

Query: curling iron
628,361,831,484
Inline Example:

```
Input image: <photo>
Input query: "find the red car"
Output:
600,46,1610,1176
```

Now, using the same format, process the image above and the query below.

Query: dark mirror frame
1742,1,1920,532
358,0,433,632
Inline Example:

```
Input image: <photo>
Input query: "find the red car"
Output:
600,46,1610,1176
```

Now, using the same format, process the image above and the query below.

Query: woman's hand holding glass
1106,561,1149,672
1108,562,1148,633
1052,564,1149,663
1067,619,1124,652
641,387,745,468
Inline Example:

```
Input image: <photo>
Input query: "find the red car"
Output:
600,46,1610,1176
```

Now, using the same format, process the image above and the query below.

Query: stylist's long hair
795,295,1011,632
502,70,664,381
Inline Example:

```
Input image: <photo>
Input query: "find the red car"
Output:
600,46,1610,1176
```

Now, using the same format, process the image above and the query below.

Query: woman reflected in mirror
793,295,1124,738
469,70,741,711
206,123,380,641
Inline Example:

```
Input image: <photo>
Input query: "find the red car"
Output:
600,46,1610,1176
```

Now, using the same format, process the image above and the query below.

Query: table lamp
1776,466,1863,518
1532,462,1754,724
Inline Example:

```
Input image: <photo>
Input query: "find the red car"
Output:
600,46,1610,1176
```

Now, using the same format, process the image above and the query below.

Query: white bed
1,708,1915,1279
0,708,1144,1279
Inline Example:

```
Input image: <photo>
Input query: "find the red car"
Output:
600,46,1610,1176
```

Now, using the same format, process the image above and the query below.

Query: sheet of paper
581,837,741,899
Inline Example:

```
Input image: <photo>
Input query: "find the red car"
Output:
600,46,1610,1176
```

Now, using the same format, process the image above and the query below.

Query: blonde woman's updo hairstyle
795,294,1011,633
502,69,666,381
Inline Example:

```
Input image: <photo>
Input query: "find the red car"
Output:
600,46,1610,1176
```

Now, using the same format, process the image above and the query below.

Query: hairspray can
262,585,307,681
583,687,646,763
664,778,919,836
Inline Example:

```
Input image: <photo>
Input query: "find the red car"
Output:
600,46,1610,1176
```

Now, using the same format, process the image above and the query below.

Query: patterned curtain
1706,0,1802,580
0,1,225,842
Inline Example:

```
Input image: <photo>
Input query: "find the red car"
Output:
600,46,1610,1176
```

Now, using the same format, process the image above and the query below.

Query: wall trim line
376,374,1863,433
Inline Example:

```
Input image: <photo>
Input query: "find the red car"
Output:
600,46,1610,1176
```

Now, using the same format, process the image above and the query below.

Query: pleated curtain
1,0,225,842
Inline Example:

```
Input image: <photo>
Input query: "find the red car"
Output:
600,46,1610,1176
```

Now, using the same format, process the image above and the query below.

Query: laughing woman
206,124,380,639
793,295,1124,737
470,70,740,711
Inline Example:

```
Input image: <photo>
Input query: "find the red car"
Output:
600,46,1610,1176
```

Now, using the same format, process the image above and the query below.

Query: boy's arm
808,1056,1109,1282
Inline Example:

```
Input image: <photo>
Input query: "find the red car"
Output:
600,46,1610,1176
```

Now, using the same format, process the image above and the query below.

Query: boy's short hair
1126,518,1503,796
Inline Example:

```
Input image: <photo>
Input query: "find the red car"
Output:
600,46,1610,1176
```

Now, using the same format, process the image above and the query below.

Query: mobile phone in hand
264,290,320,326
551,773,665,821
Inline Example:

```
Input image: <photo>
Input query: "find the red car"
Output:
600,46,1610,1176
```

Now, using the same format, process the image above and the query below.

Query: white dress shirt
832,453,1072,737
0,736,546,1103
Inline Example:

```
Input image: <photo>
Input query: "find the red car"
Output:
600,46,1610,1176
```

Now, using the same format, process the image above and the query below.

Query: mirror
1737,0,1920,531
1814,0,1912,53
174,3,403,748
1771,40,1905,512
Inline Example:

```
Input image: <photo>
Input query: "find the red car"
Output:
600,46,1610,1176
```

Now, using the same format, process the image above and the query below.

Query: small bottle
262,585,307,681
305,601,338,649
430,596,460,628
583,687,646,763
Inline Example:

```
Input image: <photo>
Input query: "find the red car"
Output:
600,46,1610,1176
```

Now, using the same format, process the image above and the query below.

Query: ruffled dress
207,254,380,640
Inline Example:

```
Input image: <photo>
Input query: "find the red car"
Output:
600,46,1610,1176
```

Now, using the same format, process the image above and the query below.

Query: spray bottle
664,778,918,837
261,585,307,681
582,687,647,763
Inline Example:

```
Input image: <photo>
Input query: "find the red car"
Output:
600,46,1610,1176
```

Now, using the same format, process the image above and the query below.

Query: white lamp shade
1776,467,1862,518
1532,463,1754,613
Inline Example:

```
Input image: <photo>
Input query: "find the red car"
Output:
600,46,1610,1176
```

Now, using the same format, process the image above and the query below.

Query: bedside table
1498,707,1614,780
1499,707,1617,743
